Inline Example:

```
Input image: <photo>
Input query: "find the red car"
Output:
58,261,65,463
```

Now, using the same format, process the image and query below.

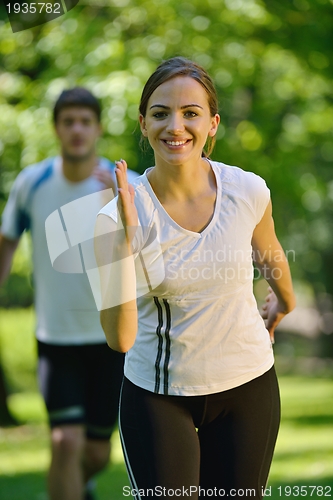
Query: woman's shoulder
211,160,265,182
211,160,268,194
211,161,270,221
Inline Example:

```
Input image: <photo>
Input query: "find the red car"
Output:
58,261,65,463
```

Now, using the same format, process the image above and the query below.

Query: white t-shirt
100,160,274,396
1,156,138,345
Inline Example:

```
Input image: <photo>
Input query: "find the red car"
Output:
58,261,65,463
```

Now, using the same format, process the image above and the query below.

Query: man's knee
50,425,85,459
84,439,111,474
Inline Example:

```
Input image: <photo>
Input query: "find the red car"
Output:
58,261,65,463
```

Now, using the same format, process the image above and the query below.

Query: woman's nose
166,113,185,134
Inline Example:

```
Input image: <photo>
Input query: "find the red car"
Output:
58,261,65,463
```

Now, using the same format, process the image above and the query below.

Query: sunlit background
0,0,333,498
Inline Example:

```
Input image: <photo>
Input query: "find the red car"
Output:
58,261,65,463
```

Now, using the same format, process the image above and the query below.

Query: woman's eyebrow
149,104,204,110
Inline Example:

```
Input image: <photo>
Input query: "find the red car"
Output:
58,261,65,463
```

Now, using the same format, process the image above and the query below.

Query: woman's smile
162,138,192,148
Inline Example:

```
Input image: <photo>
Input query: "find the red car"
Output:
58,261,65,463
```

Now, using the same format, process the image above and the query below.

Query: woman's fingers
115,159,128,192
115,159,132,208
114,159,138,238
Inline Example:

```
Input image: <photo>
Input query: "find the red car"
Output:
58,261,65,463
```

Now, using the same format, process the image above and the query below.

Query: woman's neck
147,158,214,203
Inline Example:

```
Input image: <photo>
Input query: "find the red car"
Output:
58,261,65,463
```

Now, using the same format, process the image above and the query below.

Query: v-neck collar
142,159,221,239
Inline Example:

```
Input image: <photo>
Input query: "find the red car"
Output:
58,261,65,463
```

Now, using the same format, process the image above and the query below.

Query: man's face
55,107,101,161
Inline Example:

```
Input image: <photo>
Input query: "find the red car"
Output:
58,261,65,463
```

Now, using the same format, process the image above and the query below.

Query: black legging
119,366,280,500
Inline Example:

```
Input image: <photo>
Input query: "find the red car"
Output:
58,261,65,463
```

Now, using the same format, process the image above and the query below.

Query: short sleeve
245,171,270,225
237,169,270,225
1,169,32,240
98,197,118,223
213,162,271,228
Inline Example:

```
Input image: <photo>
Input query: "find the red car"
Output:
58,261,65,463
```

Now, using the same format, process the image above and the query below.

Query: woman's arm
94,160,138,353
251,200,296,341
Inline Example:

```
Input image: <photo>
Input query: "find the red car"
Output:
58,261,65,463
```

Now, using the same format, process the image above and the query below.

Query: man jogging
0,87,138,500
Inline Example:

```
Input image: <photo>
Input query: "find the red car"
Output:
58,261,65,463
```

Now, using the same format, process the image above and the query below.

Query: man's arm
0,233,20,286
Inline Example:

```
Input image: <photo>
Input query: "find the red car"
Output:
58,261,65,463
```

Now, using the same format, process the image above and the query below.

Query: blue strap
17,158,55,234
100,157,115,173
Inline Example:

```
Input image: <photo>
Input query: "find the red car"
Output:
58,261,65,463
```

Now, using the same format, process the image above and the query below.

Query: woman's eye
184,111,198,118
153,112,167,119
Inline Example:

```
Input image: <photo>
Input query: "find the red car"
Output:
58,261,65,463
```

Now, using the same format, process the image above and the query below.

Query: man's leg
38,341,93,500
48,426,111,500
83,438,111,481
38,341,124,499
49,425,86,500
83,343,125,481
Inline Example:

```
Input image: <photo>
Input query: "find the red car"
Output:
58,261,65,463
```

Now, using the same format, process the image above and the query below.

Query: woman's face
139,76,220,168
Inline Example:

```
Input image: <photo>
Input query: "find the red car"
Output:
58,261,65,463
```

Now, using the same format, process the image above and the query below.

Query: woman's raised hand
115,159,138,244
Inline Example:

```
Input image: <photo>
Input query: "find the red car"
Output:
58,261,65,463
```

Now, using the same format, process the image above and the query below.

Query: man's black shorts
37,340,124,440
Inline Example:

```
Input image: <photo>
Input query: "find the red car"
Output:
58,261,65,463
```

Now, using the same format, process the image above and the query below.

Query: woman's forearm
101,236,138,351
100,245,138,352
95,214,138,352
101,302,137,353
254,248,296,313
252,200,296,314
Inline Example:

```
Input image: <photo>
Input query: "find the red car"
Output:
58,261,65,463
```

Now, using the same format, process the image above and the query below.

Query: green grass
0,411,129,500
0,307,38,393
269,377,333,499
1,308,333,499
0,308,130,499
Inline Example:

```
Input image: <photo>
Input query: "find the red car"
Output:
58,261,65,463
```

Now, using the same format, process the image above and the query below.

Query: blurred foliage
0,0,333,307
0,273,33,307
0,308,36,393
0,234,33,307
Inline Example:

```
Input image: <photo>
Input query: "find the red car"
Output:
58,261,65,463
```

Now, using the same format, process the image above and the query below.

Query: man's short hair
53,87,102,123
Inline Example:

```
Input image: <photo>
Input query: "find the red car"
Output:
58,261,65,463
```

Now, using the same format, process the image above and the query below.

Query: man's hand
93,167,117,193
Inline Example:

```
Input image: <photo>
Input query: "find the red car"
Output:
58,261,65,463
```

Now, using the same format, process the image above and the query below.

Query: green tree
0,0,332,306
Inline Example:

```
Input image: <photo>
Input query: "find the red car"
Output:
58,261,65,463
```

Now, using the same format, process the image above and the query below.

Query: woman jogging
95,57,296,499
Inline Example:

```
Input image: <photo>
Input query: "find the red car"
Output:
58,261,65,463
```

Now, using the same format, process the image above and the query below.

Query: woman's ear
139,115,148,137
208,114,220,137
